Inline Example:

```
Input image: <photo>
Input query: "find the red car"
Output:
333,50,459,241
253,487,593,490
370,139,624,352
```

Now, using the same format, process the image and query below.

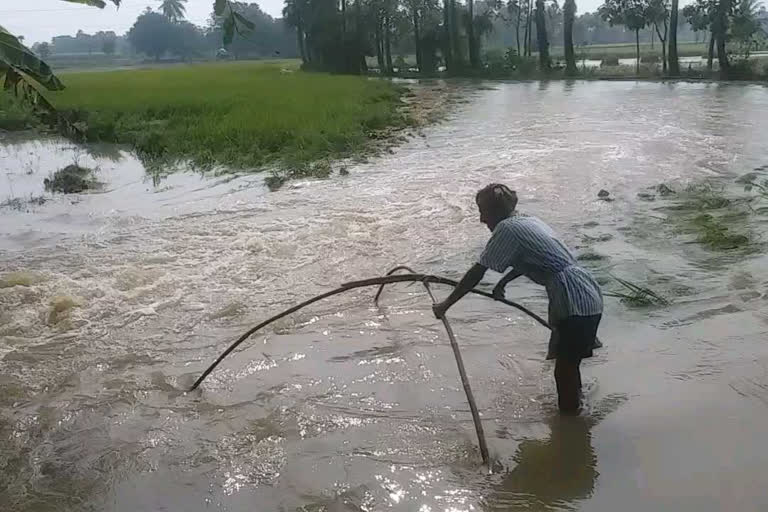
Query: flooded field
2,80,768,512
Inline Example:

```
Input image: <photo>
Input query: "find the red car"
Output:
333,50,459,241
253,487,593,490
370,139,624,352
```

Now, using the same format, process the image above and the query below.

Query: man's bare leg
554,357,582,414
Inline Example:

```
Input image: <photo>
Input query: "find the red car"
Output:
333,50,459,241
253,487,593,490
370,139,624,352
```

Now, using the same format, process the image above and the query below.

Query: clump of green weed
44,165,100,193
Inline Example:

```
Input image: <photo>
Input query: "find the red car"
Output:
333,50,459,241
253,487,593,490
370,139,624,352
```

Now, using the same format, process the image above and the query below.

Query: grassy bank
11,60,410,172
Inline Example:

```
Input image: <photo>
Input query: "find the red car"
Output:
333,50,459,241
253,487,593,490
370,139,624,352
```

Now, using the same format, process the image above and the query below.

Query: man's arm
432,263,487,319
492,269,523,300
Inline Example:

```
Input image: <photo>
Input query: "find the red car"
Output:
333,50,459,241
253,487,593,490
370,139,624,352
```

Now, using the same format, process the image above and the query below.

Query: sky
2,0,286,44
5,0,618,45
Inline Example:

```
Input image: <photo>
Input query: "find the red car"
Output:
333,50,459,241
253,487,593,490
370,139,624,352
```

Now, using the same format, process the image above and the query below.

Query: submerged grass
604,276,670,307
655,181,756,251
44,61,409,172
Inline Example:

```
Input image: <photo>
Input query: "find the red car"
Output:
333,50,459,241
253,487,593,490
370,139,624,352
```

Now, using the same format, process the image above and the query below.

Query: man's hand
432,302,448,319
493,270,522,301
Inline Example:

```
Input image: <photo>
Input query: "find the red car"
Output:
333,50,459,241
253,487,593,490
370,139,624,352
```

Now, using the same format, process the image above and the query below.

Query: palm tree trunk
523,0,530,56
535,0,549,69
635,28,640,74
668,0,679,75
707,31,715,70
714,0,730,74
450,0,461,65
527,0,534,56
716,33,728,73
341,0,347,36
564,0,576,75
443,0,453,72
468,0,478,68
515,3,522,55
654,23,667,73
385,15,393,74
356,0,365,73
376,20,385,70
297,26,307,64
414,11,423,72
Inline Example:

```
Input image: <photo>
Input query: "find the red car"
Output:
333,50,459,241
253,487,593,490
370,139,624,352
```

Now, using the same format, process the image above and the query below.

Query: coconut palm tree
159,0,188,22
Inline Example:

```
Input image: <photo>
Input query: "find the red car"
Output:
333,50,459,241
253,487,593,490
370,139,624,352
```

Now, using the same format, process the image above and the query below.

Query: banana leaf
60,0,121,7
0,24,63,91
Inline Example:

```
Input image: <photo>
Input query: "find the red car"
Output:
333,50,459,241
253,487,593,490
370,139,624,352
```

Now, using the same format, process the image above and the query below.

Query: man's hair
476,183,518,215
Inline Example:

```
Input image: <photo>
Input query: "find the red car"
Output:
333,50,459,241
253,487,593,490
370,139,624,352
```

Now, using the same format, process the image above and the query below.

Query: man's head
476,183,518,231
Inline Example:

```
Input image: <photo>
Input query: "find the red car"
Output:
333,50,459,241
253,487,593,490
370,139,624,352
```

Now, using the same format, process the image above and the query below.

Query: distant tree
158,0,187,22
647,0,670,72
36,42,52,59
535,0,550,67
168,21,207,59
711,0,734,72
599,0,650,73
563,0,577,74
668,0,679,74
102,36,117,55
213,2,297,60
283,0,309,64
128,9,174,61
507,0,523,55
683,0,715,68
730,0,765,58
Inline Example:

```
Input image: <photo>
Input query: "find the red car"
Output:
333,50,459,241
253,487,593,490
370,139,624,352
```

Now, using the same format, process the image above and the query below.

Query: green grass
42,60,408,171
552,41,709,59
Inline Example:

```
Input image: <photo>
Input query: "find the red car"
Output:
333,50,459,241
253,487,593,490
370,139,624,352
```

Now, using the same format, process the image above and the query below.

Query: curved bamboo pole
190,273,552,391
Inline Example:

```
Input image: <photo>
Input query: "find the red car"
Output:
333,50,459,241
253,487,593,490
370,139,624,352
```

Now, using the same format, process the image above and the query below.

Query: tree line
24,0,767,75
29,1,301,62
281,0,766,75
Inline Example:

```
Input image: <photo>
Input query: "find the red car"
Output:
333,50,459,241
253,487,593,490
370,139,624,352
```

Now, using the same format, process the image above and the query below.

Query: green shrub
641,54,660,64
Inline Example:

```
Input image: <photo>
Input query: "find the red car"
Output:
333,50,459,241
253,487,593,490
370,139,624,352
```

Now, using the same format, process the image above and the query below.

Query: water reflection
486,415,597,511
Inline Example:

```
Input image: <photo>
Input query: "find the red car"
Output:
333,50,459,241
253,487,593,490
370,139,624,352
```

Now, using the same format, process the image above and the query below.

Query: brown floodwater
2,80,768,512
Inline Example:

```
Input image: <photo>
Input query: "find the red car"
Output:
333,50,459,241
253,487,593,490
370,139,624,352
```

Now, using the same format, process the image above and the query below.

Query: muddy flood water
2,80,768,512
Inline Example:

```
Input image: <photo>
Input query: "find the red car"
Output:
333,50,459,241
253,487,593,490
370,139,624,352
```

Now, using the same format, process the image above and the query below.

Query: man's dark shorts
546,315,602,361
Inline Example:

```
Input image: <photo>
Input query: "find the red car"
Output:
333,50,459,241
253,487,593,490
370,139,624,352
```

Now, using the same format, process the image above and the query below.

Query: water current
2,80,768,511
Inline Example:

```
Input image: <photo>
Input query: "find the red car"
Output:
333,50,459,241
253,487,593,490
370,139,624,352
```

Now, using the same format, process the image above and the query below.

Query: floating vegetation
265,160,334,191
48,295,81,325
43,164,100,194
605,276,670,307
577,250,608,262
581,233,613,243
663,183,732,211
656,183,676,196
650,179,755,251
691,214,751,250
0,271,43,288
0,195,47,211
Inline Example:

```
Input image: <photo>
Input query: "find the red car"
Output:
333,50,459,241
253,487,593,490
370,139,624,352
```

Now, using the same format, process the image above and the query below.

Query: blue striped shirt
478,213,603,324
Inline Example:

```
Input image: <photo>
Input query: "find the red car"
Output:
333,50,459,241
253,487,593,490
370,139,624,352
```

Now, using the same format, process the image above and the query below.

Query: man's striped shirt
478,213,603,324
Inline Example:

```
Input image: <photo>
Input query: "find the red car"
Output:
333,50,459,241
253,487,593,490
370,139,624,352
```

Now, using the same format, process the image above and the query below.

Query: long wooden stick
371,266,490,465
421,277,490,465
